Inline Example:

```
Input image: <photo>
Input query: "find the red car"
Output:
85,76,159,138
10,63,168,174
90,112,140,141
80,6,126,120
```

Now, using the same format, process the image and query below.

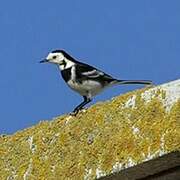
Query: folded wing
75,62,115,84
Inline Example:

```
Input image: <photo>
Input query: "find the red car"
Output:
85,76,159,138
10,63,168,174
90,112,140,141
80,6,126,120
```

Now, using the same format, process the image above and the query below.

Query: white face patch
46,52,64,63
46,52,75,70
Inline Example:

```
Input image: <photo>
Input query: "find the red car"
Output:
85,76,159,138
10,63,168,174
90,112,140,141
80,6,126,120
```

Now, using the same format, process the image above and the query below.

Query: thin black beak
39,59,49,63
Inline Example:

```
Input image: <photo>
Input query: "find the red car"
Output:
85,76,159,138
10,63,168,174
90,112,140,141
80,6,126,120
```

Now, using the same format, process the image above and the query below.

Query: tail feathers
112,79,153,85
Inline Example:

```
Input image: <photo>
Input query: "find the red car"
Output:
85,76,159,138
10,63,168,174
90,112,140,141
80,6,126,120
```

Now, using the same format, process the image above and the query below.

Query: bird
40,50,152,115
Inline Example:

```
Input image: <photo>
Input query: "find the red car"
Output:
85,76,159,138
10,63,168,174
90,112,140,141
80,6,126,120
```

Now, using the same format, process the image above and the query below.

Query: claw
69,110,79,116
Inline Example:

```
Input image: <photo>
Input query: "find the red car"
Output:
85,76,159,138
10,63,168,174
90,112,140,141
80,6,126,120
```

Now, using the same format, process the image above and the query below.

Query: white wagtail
40,50,152,115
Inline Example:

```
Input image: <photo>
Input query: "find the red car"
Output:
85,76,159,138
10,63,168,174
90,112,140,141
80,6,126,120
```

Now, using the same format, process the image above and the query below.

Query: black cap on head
51,49,77,62
51,49,65,54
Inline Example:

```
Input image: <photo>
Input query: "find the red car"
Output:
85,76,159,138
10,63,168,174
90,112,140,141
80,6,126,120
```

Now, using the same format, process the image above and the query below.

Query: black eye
52,56,57,59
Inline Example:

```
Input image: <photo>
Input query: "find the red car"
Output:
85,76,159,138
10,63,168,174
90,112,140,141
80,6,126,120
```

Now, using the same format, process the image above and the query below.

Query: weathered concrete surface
100,151,180,180
0,79,180,179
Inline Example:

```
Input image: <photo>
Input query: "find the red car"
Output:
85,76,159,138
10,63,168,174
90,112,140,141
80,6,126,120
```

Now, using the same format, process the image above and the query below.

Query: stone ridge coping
0,79,179,180
99,151,180,180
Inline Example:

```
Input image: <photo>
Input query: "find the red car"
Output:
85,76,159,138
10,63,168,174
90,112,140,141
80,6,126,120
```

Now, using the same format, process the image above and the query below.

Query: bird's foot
69,107,87,116
69,111,79,116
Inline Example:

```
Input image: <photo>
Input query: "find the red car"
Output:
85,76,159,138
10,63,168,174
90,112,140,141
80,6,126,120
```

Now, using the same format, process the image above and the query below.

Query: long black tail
114,79,153,85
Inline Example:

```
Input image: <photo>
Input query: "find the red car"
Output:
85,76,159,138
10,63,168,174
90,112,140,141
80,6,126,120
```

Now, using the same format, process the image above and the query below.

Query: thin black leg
71,96,91,115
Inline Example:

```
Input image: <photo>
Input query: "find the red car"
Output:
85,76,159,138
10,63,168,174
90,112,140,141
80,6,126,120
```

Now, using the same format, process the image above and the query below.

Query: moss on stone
0,83,180,179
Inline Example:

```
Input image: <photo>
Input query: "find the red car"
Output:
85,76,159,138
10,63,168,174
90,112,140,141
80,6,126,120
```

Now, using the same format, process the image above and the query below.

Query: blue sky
0,1,180,134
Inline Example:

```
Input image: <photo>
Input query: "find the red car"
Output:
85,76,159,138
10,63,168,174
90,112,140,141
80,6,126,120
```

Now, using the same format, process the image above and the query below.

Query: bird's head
40,50,76,70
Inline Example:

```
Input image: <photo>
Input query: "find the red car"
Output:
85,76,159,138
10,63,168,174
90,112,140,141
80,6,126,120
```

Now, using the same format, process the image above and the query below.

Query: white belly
67,80,103,98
